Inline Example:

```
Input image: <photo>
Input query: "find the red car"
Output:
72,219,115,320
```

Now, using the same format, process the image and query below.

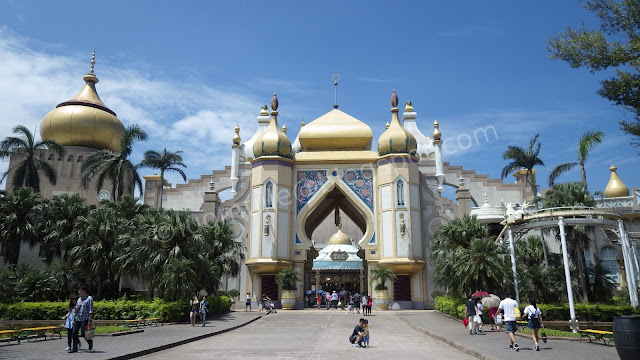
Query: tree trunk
159,169,165,210
580,162,588,193
575,249,589,302
540,229,549,268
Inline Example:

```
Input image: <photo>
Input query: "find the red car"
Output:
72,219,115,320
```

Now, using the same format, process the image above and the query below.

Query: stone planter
375,289,390,310
281,290,296,310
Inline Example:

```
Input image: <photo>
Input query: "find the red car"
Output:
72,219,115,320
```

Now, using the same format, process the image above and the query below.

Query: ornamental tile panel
296,170,328,213
341,169,374,209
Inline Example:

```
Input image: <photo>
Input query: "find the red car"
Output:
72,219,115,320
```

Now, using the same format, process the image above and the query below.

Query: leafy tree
275,267,300,291
548,130,604,191
0,187,44,265
501,134,544,195
104,195,149,220
140,148,187,209
548,0,640,148
67,207,124,299
543,182,596,302
515,236,566,303
157,258,199,302
0,125,65,192
370,265,397,290
81,124,148,201
38,193,89,264
430,215,508,297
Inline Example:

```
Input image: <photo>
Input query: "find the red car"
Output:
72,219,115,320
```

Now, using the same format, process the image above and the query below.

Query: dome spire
232,125,241,145
377,89,417,156
333,74,340,109
253,93,292,159
90,49,95,74
604,165,629,197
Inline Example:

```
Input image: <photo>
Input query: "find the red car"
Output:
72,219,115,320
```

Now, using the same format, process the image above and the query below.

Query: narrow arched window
396,180,405,206
265,181,273,208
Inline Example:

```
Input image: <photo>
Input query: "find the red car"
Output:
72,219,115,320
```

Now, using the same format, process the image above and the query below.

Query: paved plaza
0,310,620,360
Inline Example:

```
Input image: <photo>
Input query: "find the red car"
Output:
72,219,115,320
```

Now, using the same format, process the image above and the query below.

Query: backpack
514,306,521,319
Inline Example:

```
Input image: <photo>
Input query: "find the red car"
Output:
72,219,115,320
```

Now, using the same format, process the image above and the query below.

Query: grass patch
518,327,580,338
94,325,129,335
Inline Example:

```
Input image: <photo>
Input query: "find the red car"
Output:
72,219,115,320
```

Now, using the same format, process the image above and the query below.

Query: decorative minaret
247,93,297,307
374,89,425,309
230,125,241,196
433,120,445,193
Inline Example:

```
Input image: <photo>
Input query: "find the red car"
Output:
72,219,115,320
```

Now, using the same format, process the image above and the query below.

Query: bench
123,319,144,328
17,326,63,342
516,321,528,330
0,330,20,344
578,329,614,346
144,318,161,327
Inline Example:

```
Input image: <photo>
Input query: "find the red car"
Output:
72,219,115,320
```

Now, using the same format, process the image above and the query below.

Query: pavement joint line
397,312,496,360
105,315,262,360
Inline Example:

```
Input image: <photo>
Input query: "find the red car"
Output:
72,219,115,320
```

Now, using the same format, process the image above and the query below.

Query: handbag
541,331,547,343
85,323,95,340
474,314,483,324
462,317,469,328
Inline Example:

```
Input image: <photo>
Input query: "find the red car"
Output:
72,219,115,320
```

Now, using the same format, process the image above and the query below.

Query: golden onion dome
298,109,373,151
253,93,292,159
604,165,629,198
377,90,417,156
40,51,124,151
328,224,351,245
433,120,442,141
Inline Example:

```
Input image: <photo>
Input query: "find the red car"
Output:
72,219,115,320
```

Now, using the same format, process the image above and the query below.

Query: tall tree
501,134,545,195
548,130,604,191
81,124,148,201
548,0,640,148
140,148,187,209
543,182,596,302
0,125,65,193
38,193,89,264
0,187,44,265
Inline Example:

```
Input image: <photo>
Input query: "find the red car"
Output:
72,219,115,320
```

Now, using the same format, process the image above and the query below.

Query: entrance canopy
312,225,362,271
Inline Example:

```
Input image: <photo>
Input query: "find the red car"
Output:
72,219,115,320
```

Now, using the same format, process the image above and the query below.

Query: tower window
396,180,405,206
265,181,274,208
600,246,620,283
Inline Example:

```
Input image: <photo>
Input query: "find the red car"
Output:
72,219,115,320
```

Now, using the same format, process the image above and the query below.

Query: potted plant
226,289,240,308
370,265,397,310
275,267,300,310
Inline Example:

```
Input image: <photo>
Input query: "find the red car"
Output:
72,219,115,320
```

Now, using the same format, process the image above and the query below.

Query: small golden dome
604,165,629,198
298,109,373,151
328,224,351,245
404,101,414,113
40,50,124,151
253,93,292,159
260,105,269,116
433,120,442,140
378,90,417,156
232,125,241,145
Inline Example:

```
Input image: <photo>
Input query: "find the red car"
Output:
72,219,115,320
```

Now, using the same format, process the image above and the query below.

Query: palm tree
501,134,544,195
104,195,149,220
0,187,44,265
81,124,148,201
38,193,89,264
548,130,604,191
140,148,187,209
0,125,65,192
543,182,596,302
430,215,508,297
275,267,300,291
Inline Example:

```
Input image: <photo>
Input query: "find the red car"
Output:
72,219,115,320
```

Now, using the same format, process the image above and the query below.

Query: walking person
189,295,199,326
523,298,544,351
353,291,361,314
63,297,79,351
68,285,93,353
366,295,373,315
361,294,368,315
465,295,479,335
331,290,338,309
316,292,322,310
489,305,499,331
476,298,484,332
199,295,210,326
496,292,520,351
325,291,331,310
245,293,252,312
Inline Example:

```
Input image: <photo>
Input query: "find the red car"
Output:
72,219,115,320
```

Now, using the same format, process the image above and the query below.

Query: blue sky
0,0,638,199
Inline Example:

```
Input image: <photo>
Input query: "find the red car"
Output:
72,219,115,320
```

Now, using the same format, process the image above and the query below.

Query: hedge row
0,296,232,323
435,296,640,322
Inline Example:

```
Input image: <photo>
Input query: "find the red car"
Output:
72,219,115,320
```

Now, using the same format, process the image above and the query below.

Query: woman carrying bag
522,298,544,351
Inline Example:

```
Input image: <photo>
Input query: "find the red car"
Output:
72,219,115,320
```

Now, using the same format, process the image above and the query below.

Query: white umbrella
481,294,500,308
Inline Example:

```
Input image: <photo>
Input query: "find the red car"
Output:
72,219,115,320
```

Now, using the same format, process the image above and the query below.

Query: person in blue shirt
199,295,210,326
69,285,94,353
64,297,79,351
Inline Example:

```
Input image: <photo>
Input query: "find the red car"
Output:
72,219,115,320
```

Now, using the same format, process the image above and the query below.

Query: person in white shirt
495,292,520,351
523,298,544,351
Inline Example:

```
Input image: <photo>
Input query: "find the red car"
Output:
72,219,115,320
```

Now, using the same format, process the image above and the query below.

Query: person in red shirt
489,306,499,331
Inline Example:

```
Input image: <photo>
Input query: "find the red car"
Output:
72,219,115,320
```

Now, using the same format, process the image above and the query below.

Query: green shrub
0,296,232,322
435,296,465,318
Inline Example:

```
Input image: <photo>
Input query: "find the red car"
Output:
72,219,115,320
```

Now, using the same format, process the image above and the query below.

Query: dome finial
90,49,95,74
232,125,241,145
271,93,279,112
282,124,287,134
604,164,630,198
405,101,413,112
433,120,442,140
385,122,390,129
391,89,399,108
332,74,340,109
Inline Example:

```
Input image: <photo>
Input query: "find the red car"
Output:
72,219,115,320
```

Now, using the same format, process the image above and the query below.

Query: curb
106,316,262,360
397,313,495,360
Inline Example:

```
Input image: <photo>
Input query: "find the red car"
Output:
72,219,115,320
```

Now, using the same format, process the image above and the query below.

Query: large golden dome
253,94,292,159
40,52,124,151
377,90,417,156
328,227,351,245
298,109,373,151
